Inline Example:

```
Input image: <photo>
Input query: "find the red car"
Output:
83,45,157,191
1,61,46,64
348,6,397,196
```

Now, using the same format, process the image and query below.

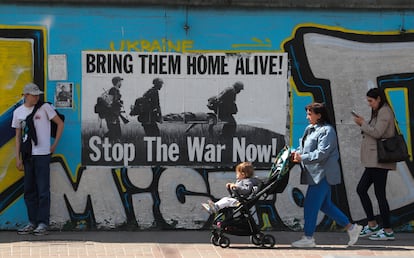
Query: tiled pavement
0,230,413,257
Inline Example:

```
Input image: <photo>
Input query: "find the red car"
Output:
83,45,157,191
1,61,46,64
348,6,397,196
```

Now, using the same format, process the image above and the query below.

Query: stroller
209,146,294,248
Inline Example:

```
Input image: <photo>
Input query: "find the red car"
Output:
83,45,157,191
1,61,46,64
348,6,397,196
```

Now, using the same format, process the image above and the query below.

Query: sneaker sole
17,231,33,235
359,232,379,237
291,244,316,248
33,232,49,236
291,243,316,248
368,237,395,241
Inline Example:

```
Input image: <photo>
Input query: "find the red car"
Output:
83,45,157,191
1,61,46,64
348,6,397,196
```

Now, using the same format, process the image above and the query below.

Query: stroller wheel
210,234,220,246
250,233,264,246
261,234,276,248
218,236,230,248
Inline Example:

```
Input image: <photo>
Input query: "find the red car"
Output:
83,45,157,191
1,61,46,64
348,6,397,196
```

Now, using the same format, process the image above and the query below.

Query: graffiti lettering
233,137,277,162
89,136,135,166
137,54,181,74
186,55,229,75
51,165,127,228
85,53,133,74
187,137,226,162
283,27,414,223
109,39,194,53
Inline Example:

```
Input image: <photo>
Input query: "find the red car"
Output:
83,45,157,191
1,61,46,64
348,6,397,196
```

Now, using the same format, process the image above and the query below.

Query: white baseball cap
23,83,44,95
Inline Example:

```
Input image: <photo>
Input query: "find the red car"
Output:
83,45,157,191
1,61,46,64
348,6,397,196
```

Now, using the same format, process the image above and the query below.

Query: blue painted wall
0,4,413,232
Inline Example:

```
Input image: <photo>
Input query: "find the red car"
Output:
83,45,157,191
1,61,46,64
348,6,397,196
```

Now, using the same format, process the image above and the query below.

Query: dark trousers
105,117,121,143
142,123,160,136
218,114,236,139
356,167,391,228
23,154,51,225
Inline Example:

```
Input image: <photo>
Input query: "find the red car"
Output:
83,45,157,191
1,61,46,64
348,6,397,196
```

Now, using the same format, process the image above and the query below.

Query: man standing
11,83,64,235
140,78,164,136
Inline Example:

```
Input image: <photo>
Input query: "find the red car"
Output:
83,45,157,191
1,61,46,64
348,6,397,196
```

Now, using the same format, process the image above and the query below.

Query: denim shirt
297,123,341,185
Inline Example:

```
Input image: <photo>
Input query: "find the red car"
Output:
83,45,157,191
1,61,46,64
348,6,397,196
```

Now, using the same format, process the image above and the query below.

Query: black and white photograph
81,51,288,167
54,82,73,108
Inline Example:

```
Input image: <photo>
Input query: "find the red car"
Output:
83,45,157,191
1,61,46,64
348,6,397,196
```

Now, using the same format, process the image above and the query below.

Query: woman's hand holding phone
351,110,359,117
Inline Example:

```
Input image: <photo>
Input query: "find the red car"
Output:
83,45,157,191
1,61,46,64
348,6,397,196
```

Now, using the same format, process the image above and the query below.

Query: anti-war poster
81,51,288,167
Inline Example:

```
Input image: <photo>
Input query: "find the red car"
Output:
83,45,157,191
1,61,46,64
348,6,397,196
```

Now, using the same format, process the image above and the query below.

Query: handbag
377,116,409,163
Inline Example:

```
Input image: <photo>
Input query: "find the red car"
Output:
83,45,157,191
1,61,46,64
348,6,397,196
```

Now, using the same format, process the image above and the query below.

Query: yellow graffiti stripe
0,24,47,100
52,154,80,182
0,40,33,114
0,139,23,191
114,168,127,192
231,37,272,48
261,212,271,230
281,23,410,48
385,88,412,161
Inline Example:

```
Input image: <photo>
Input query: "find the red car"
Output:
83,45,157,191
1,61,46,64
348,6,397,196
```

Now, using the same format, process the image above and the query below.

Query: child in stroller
205,146,294,248
201,162,261,214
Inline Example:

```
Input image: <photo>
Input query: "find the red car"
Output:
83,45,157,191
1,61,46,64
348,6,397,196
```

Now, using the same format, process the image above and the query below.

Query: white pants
215,197,240,210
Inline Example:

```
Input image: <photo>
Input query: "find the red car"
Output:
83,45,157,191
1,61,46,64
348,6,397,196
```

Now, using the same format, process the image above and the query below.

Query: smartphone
351,110,359,117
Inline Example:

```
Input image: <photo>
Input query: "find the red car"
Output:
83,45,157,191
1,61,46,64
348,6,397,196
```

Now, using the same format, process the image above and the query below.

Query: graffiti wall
0,4,413,232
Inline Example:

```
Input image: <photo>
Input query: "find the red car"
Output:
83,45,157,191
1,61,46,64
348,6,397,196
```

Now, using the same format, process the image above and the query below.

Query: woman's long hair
305,102,331,124
366,88,389,120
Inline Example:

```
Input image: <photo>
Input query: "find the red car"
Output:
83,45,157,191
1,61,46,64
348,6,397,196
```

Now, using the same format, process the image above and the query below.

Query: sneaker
207,200,218,213
33,223,49,236
360,224,380,237
291,236,316,248
368,228,395,241
347,224,363,246
17,223,36,235
201,203,213,213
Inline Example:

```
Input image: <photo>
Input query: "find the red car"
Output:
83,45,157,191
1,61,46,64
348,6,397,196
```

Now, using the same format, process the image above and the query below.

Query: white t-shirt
12,102,57,155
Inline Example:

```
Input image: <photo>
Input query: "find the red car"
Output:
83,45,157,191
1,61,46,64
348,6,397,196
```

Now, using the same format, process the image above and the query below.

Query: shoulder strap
24,100,42,117
25,101,42,146
386,104,401,136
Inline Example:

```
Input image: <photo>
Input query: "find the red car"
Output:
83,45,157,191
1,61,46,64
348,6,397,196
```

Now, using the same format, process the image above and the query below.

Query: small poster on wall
48,54,68,81
54,82,73,108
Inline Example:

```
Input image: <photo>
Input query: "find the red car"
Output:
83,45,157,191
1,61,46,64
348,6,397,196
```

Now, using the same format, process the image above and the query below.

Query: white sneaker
291,236,316,248
33,223,49,236
201,203,213,213
347,224,363,246
207,200,218,213
368,228,395,241
17,223,36,235
360,224,380,237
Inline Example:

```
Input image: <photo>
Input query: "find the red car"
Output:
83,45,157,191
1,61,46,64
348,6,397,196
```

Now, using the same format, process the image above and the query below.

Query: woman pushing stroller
201,162,261,214
290,102,362,248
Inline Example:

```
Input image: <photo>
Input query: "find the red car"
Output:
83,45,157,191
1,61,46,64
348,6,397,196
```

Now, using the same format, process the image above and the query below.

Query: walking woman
291,102,362,248
353,88,396,240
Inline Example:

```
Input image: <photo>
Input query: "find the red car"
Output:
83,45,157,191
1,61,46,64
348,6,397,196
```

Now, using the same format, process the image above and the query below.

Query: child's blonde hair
235,162,254,178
